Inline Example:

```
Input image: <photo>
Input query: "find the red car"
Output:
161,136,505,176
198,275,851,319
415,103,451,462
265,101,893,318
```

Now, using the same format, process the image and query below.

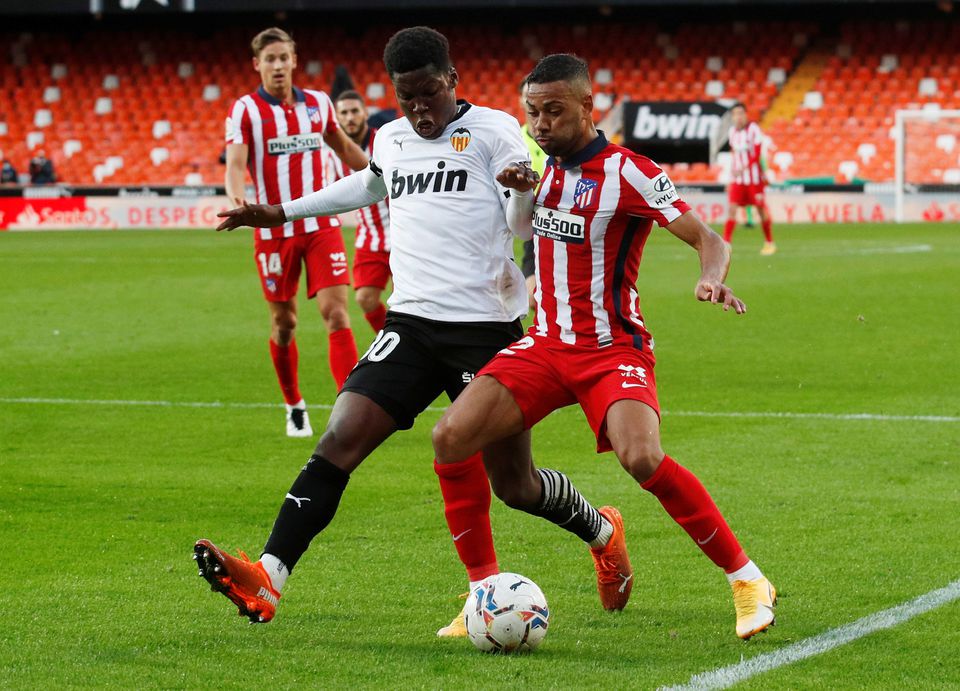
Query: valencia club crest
450,127,471,152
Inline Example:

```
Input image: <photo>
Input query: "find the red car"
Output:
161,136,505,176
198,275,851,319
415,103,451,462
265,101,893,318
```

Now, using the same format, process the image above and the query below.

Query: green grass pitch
1,223,958,689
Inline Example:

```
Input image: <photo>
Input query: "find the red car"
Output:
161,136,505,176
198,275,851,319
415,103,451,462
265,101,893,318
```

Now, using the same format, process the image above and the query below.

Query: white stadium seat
202,84,221,102
93,164,112,183
152,120,171,139
936,134,956,153
706,80,725,97
594,68,612,86
178,61,194,79
594,92,614,111
943,168,960,184
706,56,723,72
95,97,113,115
857,143,877,163
103,74,119,90
150,147,170,166
106,156,124,173
185,172,204,186
26,131,44,149
767,67,786,85
918,77,938,96
306,60,321,76
878,54,899,73
366,82,386,100
33,109,52,128
51,63,67,80
838,160,859,181
802,91,824,110
0,122,7,137
43,86,61,103
63,140,82,159
773,151,794,171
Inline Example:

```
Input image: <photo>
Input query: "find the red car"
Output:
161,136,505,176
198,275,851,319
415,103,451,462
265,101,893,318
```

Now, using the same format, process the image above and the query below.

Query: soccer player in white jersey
433,54,778,640
724,103,776,255
223,28,368,438
195,28,631,636
326,90,392,333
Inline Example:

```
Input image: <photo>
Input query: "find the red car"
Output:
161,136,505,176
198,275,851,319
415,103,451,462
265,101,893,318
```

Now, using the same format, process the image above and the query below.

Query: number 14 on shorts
257,252,282,276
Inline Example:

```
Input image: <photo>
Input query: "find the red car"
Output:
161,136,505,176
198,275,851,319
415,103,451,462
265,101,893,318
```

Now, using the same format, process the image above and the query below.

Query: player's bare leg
315,284,357,390
356,285,387,333
267,299,312,437
604,400,776,639
758,203,776,255
434,375,634,611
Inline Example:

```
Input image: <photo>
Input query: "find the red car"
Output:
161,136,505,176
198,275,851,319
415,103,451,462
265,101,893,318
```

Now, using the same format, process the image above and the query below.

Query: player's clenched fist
496,162,540,192
216,201,286,231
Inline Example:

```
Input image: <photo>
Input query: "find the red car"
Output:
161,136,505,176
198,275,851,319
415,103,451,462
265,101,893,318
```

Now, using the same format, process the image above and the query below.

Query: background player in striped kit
327,90,392,334
223,27,368,437
433,53,778,641
724,102,776,255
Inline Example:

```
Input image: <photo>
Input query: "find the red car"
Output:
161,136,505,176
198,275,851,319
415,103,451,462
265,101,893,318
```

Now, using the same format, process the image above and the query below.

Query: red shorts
728,183,766,207
353,247,392,291
478,334,660,453
253,231,349,302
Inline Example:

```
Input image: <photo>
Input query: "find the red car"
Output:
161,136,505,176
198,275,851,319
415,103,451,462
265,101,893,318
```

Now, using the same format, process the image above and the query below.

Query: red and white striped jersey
325,127,391,253
728,121,765,186
532,133,691,350
226,85,340,240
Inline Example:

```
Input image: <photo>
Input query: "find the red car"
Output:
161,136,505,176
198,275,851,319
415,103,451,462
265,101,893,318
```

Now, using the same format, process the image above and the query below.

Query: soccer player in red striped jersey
328,90,391,333
223,28,368,438
724,103,776,255
433,54,777,640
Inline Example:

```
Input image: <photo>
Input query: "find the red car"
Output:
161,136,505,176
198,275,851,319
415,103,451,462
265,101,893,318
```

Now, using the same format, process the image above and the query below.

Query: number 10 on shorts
362,330,400,362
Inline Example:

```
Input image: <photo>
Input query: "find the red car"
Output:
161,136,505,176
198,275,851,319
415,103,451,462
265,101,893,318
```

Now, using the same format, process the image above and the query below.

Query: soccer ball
464,572,549,653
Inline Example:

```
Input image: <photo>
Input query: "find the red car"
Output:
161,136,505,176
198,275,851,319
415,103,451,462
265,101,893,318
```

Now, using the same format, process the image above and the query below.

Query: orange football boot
193,539,281,623
589,506,634,611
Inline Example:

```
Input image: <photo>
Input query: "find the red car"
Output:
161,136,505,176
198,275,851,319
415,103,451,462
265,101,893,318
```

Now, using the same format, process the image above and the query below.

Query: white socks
260,553,289,592
589,517,614,549
725,559,763,584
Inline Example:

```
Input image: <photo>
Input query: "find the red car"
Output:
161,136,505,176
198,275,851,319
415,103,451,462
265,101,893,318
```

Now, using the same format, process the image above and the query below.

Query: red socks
269,339,301,405
642,455,747,573
364,303,387,333
723,218,736,242
434,454,499,582
328,328,358,390
762,217,774,242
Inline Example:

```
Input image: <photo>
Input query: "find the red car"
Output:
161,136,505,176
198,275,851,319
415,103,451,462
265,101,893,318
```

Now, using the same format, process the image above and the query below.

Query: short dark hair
526,54,590,86
251,27,295,58
335,89,365,105
383,26,451,76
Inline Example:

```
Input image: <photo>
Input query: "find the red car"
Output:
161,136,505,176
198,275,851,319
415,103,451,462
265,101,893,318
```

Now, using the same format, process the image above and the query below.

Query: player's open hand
496,162,540,193
216,201,286,231
695,279,746,314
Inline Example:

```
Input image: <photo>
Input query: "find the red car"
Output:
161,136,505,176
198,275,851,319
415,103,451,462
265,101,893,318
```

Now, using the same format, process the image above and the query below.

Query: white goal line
0,397,957,423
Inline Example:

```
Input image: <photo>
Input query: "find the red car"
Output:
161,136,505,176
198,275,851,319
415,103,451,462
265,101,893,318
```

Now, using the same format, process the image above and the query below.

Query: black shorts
342,311,524,430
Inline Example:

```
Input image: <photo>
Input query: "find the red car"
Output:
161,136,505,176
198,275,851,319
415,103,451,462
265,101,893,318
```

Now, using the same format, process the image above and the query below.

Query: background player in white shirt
196,27,629,636
223,28,368,438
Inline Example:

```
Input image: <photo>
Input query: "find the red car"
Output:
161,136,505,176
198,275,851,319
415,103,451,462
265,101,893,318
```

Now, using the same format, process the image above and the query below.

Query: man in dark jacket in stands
0,150,17,184
29,151,55,184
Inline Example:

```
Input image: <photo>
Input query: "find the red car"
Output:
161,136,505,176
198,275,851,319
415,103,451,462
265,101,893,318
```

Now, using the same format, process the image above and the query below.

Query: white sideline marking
854,243,932,255
0,397,958,423
663,578,960,691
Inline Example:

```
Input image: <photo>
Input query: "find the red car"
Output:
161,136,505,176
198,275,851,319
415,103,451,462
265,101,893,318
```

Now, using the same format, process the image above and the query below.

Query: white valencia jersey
728,121,765,186
369,102,529,322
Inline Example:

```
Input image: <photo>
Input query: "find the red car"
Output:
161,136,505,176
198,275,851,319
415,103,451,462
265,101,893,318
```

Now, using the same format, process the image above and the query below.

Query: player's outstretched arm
666,210,746,314
498,162,539,240
215,167,388,231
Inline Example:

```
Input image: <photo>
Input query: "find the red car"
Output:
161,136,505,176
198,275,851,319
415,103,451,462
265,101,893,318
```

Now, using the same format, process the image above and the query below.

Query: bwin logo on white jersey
390,161,468,200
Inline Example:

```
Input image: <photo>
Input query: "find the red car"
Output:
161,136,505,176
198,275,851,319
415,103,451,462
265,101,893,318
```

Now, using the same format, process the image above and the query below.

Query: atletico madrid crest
450,127,471,152
307,106,322,124
574,177,598,208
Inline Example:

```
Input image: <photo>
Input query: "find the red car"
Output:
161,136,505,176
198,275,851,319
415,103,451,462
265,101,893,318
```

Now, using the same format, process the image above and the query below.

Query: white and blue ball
464,572,549,653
